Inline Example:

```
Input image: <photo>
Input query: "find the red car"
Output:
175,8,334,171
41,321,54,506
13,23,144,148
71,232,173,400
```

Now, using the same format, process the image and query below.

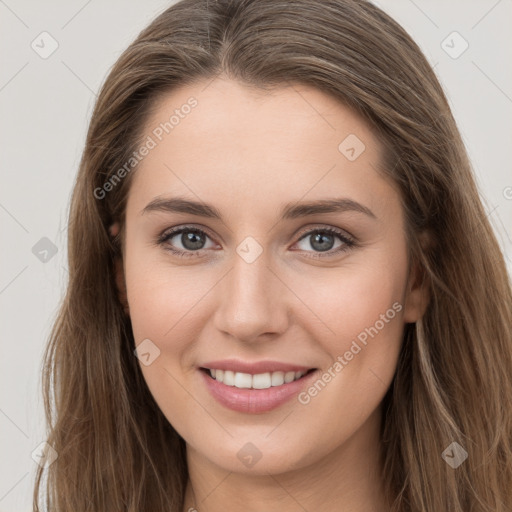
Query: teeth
207,369,308,389
271,371,284,386
284,371,296,383
234,372,252,388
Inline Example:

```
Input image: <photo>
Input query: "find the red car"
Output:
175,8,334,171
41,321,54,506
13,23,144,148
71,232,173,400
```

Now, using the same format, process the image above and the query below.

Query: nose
212,248,290,343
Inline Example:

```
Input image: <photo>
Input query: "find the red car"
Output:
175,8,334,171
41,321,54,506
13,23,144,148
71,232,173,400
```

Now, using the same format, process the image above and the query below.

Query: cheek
289,249,407,408
293,255,407,349
124,251,212,434
124,242,213,345
286,266,405,457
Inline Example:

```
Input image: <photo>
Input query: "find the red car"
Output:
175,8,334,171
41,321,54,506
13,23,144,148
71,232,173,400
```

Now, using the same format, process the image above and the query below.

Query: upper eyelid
161,224,218,243
295,225,354,241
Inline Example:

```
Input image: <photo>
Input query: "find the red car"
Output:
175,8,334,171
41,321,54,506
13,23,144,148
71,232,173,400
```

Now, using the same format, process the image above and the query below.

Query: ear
402,235,431,324
109,222,130,316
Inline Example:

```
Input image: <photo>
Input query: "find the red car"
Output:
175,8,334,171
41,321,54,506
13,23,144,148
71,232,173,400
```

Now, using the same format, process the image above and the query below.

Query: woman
33,0,512,510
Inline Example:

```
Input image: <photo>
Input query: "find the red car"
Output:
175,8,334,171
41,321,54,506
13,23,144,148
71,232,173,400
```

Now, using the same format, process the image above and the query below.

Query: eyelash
156,225,356,259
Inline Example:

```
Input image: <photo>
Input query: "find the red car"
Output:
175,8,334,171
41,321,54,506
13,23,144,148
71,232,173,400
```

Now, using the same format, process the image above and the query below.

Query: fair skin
112,76,427,511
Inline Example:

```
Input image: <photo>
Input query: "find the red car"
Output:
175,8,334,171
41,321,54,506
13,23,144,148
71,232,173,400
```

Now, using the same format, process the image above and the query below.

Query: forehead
142,77,380,155
126,77,396,222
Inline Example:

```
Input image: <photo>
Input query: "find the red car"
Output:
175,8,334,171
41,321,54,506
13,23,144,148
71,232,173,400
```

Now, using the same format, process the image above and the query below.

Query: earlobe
403,231,432,323
402,258,430,324
109,221,120,238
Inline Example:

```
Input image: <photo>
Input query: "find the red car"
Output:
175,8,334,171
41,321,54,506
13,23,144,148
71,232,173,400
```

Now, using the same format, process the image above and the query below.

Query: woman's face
116,77,426,475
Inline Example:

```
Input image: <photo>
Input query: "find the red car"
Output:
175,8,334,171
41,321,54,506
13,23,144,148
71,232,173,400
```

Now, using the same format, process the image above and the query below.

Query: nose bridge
232,245,272,300
213,243,288,341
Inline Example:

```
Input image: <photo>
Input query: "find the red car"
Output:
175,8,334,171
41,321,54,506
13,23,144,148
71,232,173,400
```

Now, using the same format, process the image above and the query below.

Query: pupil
182,231,205,250
311,233,334,252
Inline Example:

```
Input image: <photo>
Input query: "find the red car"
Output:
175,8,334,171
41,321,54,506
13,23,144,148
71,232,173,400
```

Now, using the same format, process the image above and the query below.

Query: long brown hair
34,0,512,510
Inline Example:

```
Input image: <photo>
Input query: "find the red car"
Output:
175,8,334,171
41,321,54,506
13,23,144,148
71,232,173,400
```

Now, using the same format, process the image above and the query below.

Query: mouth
197,358,320,414
198,367,319,414
200,367,317,389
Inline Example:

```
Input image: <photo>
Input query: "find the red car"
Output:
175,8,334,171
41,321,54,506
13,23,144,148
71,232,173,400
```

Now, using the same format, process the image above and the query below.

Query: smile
202,368,314,389
198,360,318,413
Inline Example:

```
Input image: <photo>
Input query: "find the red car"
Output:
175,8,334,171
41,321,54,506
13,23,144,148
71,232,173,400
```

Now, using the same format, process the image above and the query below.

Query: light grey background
1,1,511,510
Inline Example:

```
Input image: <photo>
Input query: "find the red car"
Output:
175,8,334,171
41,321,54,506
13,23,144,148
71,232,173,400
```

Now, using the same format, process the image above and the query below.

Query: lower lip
200,369,317,413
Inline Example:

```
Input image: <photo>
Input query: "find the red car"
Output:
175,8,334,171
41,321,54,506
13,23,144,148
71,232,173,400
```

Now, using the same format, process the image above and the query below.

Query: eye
156,225,356,259
293,226,355,259
157,225,217,258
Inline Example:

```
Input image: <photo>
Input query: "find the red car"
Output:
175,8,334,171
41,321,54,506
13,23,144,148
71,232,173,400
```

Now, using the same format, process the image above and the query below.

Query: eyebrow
141,196,376,220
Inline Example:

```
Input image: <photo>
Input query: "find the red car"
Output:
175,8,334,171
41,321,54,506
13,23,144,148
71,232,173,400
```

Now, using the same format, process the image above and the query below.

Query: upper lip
200,359,316,375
